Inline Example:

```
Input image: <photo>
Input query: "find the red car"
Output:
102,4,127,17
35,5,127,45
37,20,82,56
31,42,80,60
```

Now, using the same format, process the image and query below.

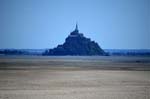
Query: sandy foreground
0,56,150,99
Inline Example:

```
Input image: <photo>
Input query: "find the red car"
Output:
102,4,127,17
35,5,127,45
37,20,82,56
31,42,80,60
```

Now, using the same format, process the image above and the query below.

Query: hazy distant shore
1,49,150,56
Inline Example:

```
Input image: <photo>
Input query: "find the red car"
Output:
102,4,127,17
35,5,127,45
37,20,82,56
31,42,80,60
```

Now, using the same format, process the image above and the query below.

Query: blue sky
0,0,150,49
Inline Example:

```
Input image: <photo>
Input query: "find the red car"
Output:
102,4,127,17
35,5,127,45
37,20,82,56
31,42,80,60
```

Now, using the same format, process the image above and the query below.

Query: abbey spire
74,23,79,33
75,23,78,31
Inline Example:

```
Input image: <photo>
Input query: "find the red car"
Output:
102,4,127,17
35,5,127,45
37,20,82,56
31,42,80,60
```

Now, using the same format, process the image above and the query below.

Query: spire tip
75,22,78,31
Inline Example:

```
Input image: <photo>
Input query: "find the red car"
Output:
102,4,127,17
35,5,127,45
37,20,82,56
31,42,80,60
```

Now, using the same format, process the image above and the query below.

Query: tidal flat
0,56,149,99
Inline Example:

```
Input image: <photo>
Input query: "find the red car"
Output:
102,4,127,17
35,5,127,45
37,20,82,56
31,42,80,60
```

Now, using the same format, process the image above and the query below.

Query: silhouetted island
44,24,106,56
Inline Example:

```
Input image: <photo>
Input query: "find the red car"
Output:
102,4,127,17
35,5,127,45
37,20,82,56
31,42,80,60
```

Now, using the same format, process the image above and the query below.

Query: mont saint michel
0,0,150,99
44,24,106,56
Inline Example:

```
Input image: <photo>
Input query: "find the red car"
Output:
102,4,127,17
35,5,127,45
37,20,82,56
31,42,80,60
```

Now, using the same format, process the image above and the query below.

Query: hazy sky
0,0,150,49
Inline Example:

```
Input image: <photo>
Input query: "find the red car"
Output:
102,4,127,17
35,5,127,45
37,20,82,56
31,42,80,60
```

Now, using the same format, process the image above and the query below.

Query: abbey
44,24,106,55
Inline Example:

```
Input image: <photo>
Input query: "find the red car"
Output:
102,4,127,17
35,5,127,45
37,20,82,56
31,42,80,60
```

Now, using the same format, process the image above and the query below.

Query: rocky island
44,24,106,55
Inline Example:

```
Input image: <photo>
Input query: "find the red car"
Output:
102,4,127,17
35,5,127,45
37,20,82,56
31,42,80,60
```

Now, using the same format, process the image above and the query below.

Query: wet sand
0,56,150,99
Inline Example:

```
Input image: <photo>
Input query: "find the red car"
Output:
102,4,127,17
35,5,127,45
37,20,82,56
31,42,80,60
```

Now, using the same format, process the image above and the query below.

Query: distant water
0,56,150,71
0,55,150,62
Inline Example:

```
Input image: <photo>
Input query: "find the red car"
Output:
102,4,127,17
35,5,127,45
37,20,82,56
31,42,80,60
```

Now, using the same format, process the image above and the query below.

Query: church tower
75,23,79,32
70,23,79,35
